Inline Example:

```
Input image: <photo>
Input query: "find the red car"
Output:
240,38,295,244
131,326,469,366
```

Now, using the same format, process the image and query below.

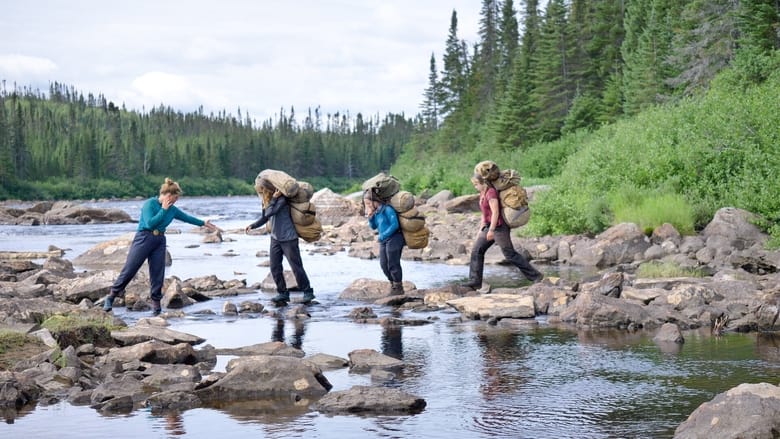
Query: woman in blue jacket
364,189,405,295
103,178,220,316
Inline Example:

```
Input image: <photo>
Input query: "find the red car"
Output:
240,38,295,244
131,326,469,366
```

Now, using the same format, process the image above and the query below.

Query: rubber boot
301,288,315,304
390,282,404,296
103,294,115,312
271,290,290,306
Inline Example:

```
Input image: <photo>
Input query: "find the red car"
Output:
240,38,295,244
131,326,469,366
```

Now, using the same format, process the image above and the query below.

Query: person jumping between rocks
462,173,542,291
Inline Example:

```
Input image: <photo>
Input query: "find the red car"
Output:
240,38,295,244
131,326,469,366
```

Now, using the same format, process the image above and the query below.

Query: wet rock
653,323,684,344
447,294,536,320
304,353,349,370
110,325,205,347
348,349,403,373
674,382,780,439
314,385,426,415
196,355,331,403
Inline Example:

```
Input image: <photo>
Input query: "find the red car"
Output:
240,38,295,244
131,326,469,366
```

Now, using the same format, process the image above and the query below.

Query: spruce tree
667,0,735,95
622,0,677,115
440,10,469,117
421,53,442,130
496,0,520,96
530,0,573,141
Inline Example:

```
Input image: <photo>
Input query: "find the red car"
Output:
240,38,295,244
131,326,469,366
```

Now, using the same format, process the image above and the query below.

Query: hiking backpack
474,163,530,229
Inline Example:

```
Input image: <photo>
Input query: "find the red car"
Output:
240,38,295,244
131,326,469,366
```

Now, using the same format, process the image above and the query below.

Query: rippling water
1,196,779,439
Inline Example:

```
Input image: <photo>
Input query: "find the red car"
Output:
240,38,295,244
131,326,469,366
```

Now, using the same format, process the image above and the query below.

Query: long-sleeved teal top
368,204,400,242
137,197,205,232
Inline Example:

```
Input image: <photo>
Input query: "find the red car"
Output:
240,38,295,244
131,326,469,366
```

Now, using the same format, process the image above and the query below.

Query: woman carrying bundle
462,172,543,291
246,177,315,305
364,189,405,295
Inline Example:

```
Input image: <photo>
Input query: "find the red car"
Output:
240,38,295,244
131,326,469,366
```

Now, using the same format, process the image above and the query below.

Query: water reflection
272,318,306,350
380,322,403,360
163,411,186,436
475,327,528,401
756,332,780,363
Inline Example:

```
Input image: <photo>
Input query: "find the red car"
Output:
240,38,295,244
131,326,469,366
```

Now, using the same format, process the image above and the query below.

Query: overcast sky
0,1,481,123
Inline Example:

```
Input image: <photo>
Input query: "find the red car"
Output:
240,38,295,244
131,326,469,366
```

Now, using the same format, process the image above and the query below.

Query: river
1,196,778,439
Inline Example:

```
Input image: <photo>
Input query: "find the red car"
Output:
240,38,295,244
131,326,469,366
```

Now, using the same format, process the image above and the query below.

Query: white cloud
0,1,481,122
0,54,58,81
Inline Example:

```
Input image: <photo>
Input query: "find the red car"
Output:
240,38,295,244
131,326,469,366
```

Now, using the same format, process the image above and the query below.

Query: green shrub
610,188,695,235
527,62,780,240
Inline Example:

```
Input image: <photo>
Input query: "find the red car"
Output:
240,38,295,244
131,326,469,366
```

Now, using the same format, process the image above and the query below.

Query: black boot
271,290,290,306
103,294,115,312
390,282,404,296
459,280,481,290
301,288,315,304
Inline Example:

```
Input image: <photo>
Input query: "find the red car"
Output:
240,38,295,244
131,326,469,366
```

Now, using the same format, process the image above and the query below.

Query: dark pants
111,231,166,301
270,238,311,292
468,224,541,284
379,231,404,283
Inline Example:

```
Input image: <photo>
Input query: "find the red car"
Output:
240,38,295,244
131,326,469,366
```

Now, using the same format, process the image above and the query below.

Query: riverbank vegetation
390,0,780,242
2,0,779,241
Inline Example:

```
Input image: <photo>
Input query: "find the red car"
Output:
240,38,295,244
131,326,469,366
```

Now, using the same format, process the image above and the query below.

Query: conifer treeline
0,82,413,197
2,0,778,200
416,0,780,155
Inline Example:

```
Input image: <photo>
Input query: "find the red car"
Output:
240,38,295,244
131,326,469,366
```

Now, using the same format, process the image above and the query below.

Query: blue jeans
379,231,405,283
111,231,166,301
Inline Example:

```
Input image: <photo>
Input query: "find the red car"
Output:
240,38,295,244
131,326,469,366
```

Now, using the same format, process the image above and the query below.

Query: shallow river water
1,196,779,439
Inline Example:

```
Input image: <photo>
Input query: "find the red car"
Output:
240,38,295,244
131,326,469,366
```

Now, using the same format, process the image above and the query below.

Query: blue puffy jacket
368,204,401,242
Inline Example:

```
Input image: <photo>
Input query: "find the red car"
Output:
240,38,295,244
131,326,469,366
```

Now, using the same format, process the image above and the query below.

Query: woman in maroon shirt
462,173,543,290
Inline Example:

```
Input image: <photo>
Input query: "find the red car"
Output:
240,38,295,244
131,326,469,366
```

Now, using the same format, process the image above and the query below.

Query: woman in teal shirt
103,178,219,315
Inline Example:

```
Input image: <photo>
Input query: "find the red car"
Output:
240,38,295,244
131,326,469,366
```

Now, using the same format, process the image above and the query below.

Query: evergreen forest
2,0,780,242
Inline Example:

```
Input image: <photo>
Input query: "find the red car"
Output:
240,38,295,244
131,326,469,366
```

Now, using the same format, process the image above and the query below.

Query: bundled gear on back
473,161,530,228
256,169,322,242
362,172,429,249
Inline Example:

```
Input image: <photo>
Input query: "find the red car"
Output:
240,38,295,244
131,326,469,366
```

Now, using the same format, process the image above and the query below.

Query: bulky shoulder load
255,170,322,242
257,169,299,198
473,162,530,228
362,172,401,201
363,173,429,249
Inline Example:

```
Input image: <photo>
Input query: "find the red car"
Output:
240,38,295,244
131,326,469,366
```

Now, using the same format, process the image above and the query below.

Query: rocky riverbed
1,190,779,437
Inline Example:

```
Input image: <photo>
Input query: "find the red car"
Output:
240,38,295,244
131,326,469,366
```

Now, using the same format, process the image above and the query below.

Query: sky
0,1,481,123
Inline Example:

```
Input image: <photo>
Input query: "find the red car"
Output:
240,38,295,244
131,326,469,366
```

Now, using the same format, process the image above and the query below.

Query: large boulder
310,188,360,227
195,355,332,403
674,382,780,439
570,223,652,267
